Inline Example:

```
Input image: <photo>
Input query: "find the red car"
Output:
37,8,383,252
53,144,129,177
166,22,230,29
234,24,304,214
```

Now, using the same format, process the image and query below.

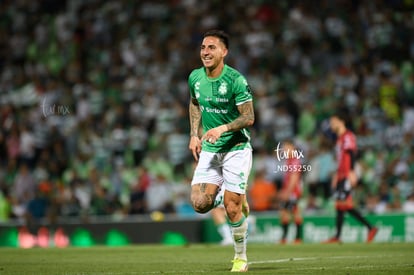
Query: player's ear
222,47,228,58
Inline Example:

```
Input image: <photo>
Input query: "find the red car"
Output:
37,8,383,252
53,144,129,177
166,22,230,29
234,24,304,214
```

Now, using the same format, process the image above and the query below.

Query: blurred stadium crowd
0,0,414,226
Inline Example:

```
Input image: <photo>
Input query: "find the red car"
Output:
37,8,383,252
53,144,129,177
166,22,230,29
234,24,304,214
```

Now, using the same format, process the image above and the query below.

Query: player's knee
336,200,353,211
294,216,303,225
280,211,290,224
191,197,213,213
225,202,239,220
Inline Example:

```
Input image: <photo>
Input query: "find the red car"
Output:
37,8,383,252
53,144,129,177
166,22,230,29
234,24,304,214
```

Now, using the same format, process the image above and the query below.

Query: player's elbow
246,115,255,127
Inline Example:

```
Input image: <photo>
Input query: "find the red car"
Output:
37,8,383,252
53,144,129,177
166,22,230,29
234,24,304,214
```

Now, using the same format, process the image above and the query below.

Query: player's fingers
191,149,199,161
202,135,216,144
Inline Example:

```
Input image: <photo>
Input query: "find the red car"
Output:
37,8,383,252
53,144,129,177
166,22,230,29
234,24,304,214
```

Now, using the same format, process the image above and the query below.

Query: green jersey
188,64,253,153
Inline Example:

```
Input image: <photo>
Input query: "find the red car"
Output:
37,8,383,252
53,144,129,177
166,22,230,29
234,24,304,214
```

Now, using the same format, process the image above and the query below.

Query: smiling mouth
202,57,214,66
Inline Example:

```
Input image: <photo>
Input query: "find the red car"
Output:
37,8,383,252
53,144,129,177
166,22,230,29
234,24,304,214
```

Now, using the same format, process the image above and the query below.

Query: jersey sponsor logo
215,97,229,103
203,107,228,114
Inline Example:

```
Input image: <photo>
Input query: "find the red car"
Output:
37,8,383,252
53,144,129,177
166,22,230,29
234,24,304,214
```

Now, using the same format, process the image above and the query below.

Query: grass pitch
0,243,413,274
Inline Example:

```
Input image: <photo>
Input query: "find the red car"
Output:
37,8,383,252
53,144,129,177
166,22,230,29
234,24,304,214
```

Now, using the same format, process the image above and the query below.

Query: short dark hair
332,111,348,123
332,108,352,129
203,29,229,49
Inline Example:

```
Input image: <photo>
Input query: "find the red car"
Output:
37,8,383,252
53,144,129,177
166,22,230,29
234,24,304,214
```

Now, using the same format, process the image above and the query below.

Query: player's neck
338,126,347,136
206,63,225,78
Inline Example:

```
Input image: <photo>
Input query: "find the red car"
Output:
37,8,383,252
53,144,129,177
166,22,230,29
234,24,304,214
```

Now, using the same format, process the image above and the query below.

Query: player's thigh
191,182,220,197
222,149,252,194
279,208,291,223
191,151,224,187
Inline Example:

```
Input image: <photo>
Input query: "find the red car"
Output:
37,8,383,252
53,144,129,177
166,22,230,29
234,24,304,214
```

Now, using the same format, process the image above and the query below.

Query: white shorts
191,148,252,195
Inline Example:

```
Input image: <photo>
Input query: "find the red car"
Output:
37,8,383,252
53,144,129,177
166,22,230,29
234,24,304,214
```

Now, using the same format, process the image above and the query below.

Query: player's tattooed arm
189,98,202,160
225,101,255,132
201,101,254,144
189,98,201,137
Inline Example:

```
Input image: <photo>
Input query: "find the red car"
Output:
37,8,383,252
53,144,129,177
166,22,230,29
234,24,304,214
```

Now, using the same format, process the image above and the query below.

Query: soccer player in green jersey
188,30,254,272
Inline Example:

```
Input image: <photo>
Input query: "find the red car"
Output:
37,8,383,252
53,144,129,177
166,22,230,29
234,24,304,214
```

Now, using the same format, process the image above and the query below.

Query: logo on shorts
238,182,246,190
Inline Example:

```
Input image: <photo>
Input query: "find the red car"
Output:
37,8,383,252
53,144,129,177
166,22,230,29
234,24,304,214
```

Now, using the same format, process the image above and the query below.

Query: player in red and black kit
324,113,378,243
279,140,303,244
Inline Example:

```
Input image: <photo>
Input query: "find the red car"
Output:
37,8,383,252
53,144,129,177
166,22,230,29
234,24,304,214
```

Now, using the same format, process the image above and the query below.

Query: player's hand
331,173,338,189
201,125,227,144
348,170,358,187
189,136,201,161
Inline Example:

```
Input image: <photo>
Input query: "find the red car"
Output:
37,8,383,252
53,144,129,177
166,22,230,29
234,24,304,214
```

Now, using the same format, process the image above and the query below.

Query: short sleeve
343,132,357,151
188,70,196,99
234,75,253,105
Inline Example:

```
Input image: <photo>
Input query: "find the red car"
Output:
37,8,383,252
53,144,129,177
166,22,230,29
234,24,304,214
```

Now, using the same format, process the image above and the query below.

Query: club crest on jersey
218,82,227,95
